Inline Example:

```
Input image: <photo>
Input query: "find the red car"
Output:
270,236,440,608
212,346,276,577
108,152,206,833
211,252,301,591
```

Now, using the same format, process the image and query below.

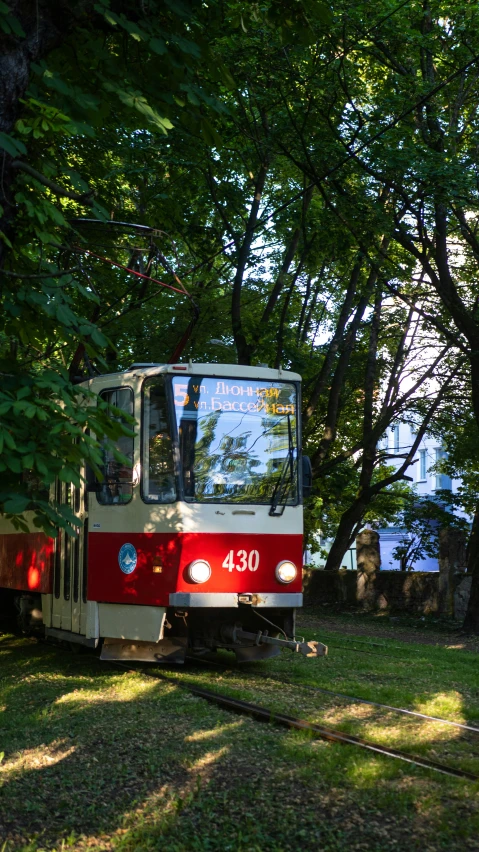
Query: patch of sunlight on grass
188,746,228,773
185,721,243,742
414,690,466,722
312,701,463,752
445,644,466,650
345,756,390,787
54,676,167,706
117,782,181,838
360,717,461,750
0,739,75,776
117,768,218,845
321,703,378,725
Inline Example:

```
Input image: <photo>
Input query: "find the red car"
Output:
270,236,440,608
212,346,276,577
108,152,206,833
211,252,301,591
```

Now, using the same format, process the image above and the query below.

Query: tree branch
1,266,80,280
11,160,95,206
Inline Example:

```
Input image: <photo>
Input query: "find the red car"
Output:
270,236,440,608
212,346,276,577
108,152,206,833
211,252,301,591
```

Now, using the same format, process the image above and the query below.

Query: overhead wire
71,247,187,297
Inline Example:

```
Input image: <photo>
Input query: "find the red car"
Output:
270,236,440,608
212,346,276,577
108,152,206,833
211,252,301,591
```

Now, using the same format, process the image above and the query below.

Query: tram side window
97,388,134,505
143,377,176,503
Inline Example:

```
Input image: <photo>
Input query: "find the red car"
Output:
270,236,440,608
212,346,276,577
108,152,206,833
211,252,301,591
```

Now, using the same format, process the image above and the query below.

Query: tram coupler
231,626,328,658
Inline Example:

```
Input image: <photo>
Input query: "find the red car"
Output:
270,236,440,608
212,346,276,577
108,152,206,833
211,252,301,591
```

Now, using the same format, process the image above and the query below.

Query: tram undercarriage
8,592,326,662
91,604,326,663
95,604,326,662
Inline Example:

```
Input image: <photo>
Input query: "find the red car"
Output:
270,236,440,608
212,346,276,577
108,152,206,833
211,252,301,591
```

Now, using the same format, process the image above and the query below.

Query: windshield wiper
269,415,295,517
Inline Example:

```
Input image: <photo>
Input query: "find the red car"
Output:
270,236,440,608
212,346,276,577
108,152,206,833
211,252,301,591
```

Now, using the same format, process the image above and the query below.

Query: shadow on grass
0,636,478,852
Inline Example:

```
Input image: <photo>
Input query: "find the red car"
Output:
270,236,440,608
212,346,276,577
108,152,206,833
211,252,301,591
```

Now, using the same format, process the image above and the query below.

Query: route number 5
174,384,190,406
222,549,260,572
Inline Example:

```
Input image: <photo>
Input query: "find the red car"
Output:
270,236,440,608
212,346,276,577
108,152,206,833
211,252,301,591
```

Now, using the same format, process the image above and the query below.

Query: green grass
1,613,479,852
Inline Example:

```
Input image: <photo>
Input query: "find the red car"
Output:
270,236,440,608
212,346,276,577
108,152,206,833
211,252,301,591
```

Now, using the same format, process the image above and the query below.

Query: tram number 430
222,549,260,572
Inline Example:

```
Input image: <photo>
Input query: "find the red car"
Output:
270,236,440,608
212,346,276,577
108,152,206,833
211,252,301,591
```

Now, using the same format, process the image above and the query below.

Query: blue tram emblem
118,543,137,575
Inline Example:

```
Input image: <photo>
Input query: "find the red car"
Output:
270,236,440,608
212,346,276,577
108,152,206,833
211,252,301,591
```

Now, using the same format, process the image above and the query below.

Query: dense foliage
3,0,479,625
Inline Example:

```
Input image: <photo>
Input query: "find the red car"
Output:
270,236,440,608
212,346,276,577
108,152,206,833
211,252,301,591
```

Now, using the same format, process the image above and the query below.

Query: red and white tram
0,363,326,662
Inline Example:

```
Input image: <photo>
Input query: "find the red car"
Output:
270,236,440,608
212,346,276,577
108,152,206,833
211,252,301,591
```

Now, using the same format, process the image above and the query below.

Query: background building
308,422,463,572
377,423,457,572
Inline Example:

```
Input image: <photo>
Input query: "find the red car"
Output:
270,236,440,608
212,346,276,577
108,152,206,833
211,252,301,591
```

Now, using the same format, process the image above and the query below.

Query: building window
419,449,427,481
435,447,452,491
390,425,399,452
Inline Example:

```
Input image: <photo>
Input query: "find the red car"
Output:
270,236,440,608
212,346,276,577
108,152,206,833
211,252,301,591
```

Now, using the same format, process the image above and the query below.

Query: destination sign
172,377,296,416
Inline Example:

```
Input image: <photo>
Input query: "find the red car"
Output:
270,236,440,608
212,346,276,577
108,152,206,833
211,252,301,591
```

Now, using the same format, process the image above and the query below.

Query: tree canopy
3,0,479,625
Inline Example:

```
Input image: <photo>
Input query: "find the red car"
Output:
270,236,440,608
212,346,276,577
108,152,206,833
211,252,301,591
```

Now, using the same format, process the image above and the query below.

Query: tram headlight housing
275,560,297,584
187,559,212,584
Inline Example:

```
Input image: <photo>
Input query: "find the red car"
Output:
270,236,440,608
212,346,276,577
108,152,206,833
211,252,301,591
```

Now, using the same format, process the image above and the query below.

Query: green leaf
5,12,24,37
150,37,167,55
103,10,118,26
16,386,31,400
3,431,16,450
59,467,81,487
0,131,26,157
0,231,13,248
90,327,108,347
200,117,222,148
56,304,74,325
35,458,49,476
5,457,22,474
3,496,30,514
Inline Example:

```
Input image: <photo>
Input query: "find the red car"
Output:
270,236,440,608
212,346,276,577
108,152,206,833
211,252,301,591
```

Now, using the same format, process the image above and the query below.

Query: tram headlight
275,560,297,584
187,559,212,584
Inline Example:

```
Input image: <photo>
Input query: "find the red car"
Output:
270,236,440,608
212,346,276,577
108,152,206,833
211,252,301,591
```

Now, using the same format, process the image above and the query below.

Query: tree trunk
231,162,269,365
324,499,368,570
0,2,90,265
305,260,362,421
463,508,479,631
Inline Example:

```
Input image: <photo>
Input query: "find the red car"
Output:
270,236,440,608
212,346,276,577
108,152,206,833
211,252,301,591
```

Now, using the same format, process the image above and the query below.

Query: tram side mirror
302,455,313,499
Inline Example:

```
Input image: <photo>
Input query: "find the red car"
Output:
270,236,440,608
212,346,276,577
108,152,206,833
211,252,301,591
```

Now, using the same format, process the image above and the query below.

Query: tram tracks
108,660,479,784
185,656,479,734
6,631,478,783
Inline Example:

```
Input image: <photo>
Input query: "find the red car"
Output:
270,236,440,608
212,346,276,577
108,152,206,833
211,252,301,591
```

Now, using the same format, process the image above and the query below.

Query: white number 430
222,549,260,572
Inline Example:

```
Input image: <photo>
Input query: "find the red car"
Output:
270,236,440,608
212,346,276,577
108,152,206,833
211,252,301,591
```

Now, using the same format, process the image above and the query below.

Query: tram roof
87,363,302,384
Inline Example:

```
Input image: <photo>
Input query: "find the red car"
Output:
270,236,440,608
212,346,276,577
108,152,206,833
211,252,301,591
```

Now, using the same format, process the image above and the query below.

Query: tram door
51,479,87,634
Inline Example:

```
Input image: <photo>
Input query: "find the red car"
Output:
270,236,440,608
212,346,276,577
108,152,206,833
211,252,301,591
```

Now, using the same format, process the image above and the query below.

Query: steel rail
184,657,479,734
111,663,479,783
271,678,479,734
207,665,479,735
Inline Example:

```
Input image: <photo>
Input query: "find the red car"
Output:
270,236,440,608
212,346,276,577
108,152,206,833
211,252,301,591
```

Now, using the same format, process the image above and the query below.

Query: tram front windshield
172,376,298,504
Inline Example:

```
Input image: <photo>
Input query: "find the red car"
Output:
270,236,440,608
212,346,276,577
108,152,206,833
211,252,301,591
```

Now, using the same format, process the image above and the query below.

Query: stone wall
303,568,357,606
303,568,461,615
302,526,471,617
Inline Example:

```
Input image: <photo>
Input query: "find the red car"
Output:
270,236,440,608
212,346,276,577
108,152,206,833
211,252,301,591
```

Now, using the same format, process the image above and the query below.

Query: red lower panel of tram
87,532,303,606
0,532,54,593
